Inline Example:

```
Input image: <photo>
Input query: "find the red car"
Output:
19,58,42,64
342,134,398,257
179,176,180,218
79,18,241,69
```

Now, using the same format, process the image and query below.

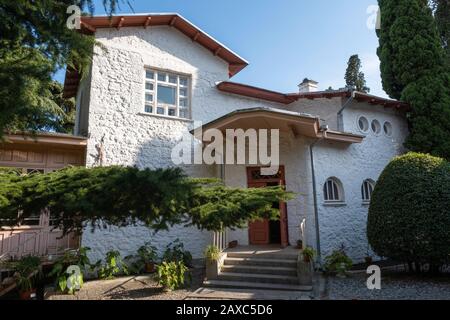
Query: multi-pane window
361,179,375,203
323,178,343,202
144,69,190,119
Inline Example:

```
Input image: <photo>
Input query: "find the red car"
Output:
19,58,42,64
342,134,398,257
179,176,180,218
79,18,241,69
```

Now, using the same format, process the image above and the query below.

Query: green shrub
49,247,92,294
367,153,450,271
323,248,353,276
162,239,192,267
97,250,128,279
155,261,189,291
124,242,159,275
204,245,220,262
12,256,42,292
302,247,316,262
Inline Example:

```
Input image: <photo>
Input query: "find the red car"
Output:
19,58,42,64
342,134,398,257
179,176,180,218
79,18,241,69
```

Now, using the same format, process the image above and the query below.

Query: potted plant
302,247,316,263
13,256,41,300
323,248,353,277
296,239,303,249
204,245,221,280
16,275,35,300
364,256,373,265
137,243,159,273
228,240,238,249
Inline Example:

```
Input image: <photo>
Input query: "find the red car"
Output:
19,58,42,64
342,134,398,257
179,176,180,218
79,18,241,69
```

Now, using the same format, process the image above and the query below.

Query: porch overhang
191,108,364,144
2,132,88,149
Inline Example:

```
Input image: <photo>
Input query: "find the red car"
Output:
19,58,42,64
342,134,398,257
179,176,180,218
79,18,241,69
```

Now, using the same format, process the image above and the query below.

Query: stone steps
217,272,298,285
203,248,312,292
203,280,312,292
221,264,297,277
226,252,298,260
223,257,297,268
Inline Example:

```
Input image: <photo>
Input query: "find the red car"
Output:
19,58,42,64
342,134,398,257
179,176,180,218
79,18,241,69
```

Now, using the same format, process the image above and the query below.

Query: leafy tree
367,153,450,272
377,0,450,159
0,0,128,137
344,54,370,93
0,166,294,235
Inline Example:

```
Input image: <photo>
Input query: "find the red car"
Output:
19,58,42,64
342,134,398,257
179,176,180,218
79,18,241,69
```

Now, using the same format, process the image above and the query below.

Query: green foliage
431,0,450,56
0,0,128,137
155,261,189,291
377,0,450,159
11,256,42,292
97,250,127,279
137,243,159,263
302,247,316,262
323,248,353,276
204,245,221,262
0,166,293,235
124,242,159,275
162,239,193,267
49,247,92,294
367,153,450,270
377,0,446,100
344,54,370,93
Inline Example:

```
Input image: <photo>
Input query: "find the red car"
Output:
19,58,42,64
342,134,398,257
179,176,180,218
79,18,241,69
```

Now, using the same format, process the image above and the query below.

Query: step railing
212,229,228,252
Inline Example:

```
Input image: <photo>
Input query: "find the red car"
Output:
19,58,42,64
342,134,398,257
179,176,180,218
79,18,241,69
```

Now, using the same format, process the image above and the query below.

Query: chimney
298,78,319,93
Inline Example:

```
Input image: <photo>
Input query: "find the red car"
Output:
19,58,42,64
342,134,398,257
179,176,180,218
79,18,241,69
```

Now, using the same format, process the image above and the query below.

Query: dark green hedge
367,153,450,269
0,166,293,235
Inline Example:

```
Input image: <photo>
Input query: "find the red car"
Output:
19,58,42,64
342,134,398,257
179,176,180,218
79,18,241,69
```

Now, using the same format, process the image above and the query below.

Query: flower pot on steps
297,255,313,286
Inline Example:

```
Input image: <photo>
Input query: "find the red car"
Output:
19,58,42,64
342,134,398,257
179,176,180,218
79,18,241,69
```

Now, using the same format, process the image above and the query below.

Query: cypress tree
344,54,370,93
377,0,450,159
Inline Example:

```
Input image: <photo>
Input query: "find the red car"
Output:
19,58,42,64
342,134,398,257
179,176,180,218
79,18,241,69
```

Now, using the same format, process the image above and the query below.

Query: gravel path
326,271,450,300
47,267,204,300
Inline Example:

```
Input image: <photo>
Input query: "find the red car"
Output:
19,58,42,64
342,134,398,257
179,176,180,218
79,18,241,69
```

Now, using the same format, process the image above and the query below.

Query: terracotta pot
19,289,36,300
303,256,310,263
228,240,238,248
145,262,156,273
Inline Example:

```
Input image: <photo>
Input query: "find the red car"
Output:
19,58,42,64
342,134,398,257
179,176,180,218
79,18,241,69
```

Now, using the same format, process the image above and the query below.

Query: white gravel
326,271,450,300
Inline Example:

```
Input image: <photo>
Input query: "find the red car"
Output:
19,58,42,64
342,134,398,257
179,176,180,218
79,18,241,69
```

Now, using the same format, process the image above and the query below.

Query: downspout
337,90,356,131
309,126,328,266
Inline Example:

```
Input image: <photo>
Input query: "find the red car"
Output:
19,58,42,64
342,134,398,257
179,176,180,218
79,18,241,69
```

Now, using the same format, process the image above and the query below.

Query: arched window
323,178,344,202
361,179,375,202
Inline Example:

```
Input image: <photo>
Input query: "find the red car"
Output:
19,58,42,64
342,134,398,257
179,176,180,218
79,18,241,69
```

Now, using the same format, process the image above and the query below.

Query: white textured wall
314,101,409,262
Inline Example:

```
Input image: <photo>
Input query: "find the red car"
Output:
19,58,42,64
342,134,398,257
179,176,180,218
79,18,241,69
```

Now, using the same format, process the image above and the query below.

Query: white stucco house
62,13,410,265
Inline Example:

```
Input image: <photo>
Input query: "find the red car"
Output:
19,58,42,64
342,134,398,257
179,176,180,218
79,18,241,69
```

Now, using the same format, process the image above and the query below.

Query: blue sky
56,0,386,97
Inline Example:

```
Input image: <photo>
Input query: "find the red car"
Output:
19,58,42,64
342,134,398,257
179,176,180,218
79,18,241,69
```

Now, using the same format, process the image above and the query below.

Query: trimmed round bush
367,152,450,268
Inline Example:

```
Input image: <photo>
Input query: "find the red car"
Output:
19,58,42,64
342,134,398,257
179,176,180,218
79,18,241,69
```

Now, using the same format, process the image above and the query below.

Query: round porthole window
357,116,369,133
371,119,381,134
383,121,393,136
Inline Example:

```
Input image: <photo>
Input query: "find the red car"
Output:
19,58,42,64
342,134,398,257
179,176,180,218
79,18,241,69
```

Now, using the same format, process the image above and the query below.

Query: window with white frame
361,179,375,203
144,69,190,119
323,177,344,202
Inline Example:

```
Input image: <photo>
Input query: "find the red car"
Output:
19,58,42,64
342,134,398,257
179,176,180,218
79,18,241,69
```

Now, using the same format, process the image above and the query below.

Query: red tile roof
63,13,248,98
217,81,410,110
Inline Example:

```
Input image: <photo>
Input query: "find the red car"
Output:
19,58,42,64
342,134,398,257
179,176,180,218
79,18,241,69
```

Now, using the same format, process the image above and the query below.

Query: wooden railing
213,230,228,252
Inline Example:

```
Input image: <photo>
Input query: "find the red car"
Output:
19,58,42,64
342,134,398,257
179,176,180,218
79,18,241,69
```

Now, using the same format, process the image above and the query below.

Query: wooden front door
248,182,270,245
247,167,289,247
